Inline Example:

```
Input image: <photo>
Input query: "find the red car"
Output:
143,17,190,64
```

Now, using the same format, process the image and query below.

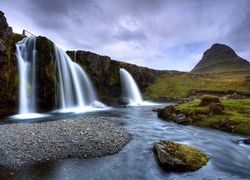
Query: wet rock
174,113,190,124
243,138,250,144
157,105,175,120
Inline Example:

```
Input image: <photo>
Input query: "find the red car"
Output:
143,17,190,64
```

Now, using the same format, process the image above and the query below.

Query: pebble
0,117,131,169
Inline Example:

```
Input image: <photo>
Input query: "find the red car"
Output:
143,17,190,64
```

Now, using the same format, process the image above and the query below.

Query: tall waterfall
15,36,38,117
120,68,143,105
54,46,100,112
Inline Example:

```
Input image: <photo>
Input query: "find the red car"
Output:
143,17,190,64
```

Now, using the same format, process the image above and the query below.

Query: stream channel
0,103,250,179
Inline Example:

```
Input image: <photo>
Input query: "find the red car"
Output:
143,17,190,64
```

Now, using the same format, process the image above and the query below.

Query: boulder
157,105,175,120
243,139,250,144
199,95,221,107
174,113,190,124
153,140,209,171
208,102,225,116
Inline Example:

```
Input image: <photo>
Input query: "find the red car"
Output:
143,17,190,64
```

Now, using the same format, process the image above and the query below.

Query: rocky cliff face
0,11,18,116
66,50,162,104
191,43,250,80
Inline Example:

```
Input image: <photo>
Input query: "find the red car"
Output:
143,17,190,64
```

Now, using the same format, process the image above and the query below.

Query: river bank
0,117,131,169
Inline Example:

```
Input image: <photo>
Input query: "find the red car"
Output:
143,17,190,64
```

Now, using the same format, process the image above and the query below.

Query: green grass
175,99,250,135
143,73,250,99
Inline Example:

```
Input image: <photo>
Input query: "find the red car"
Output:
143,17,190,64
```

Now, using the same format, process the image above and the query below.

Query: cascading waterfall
119,68,143,105
54,45,102,112
15,36,38,117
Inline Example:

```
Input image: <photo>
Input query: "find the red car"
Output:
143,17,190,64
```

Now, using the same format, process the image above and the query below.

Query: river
0,104,250,179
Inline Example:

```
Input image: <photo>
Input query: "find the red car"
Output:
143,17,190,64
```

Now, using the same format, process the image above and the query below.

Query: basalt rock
0,11,19,117
66,50,158,105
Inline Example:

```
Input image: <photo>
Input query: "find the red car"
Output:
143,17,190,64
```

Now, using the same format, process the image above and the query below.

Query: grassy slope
175,99,250,135
143,73,250,99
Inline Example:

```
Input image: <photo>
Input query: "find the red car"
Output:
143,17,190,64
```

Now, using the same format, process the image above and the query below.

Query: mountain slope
191,43,250,80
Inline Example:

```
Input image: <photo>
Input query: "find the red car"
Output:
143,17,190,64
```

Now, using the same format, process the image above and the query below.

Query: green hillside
143,72,250,100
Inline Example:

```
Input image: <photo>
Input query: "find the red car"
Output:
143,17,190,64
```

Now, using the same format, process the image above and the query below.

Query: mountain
191,43,250,80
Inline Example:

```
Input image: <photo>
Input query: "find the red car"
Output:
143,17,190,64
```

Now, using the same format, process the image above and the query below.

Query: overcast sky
1,0,250,71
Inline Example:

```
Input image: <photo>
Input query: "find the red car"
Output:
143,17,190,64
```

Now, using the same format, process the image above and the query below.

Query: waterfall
119,68,143,105
15,36,38,117
54,45,103,112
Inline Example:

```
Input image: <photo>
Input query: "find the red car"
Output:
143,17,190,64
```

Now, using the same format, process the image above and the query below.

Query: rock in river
153,140,209,172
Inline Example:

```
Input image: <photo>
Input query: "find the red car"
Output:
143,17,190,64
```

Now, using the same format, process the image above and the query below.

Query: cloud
1,0,250,71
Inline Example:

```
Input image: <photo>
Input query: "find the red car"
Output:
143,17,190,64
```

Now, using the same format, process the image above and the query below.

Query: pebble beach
0,117,131,169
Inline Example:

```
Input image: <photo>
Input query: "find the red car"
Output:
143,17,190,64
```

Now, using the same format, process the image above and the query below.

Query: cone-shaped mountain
191,43,250,80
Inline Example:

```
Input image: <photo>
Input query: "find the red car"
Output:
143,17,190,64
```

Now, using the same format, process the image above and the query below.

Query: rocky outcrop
191,43,250,80
157,105,175,120
0,11,12,62
199,95,221,107
157,106,192,125
157,95,225,125
0,11,18,117
211,119,238,132
153,140,209,171
208,103,225,116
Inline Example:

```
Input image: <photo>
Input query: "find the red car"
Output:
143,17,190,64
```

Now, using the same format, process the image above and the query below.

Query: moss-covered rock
153,140,209,171
157,105,176,120
199,95,221,107
36,36,56,110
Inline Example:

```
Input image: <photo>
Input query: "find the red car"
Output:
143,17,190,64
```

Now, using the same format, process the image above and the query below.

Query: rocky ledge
0,117,131,169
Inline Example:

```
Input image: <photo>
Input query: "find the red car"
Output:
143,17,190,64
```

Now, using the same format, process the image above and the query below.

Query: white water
14,36,46,119
54,46,105,112
120,68,143,105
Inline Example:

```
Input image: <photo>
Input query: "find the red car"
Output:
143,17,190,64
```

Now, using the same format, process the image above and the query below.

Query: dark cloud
224,1,250,52
1,0,250,70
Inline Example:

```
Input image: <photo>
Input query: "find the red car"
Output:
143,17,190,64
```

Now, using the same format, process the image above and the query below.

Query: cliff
0,11,21,116
66,50,164,104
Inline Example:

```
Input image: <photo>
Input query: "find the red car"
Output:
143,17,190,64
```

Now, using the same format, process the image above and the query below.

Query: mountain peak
191,43,250,80
202,43,237,61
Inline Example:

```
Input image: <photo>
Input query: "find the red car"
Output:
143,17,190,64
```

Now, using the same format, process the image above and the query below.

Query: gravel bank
0,117,131,169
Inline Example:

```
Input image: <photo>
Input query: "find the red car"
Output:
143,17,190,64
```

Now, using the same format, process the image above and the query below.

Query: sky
1,0,250,71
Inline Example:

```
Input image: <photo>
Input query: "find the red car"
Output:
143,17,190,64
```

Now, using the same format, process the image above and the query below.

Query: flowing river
0,104,250,179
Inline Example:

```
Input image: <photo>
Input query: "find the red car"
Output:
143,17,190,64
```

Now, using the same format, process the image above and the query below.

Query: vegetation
162,99,250,135
143,73,250,99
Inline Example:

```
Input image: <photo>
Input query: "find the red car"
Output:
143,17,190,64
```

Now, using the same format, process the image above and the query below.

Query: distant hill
191,43,250,81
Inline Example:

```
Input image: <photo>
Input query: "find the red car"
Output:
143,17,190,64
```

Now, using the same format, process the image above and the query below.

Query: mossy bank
155,96,250,135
